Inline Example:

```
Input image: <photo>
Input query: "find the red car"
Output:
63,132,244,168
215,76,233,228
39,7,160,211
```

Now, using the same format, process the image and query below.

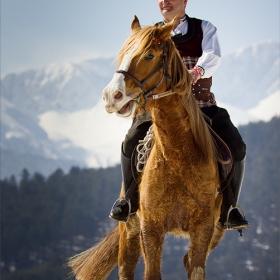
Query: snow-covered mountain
212,40,280,110
1,41,279,179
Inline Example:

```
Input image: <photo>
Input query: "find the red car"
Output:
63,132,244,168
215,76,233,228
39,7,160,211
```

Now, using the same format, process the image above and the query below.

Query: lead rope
136,125,154,172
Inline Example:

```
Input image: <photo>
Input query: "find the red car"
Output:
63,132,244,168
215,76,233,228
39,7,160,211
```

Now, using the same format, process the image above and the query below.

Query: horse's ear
159,16,177,41
131,15,141,32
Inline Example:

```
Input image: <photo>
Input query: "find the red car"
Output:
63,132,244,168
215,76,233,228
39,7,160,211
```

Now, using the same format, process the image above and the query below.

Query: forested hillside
1,117,279,280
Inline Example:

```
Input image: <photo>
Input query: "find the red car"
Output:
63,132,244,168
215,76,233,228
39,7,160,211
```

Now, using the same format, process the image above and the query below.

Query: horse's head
102,16,191,119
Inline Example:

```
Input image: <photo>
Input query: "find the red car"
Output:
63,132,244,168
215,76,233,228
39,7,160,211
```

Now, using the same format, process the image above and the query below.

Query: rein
116,41,175,106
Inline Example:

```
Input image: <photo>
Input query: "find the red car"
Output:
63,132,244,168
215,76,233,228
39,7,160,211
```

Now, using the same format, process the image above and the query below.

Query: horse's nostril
114,91,123,101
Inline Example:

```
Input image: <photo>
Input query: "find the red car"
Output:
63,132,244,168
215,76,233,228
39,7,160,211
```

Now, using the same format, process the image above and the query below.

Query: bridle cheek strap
116,62,164,97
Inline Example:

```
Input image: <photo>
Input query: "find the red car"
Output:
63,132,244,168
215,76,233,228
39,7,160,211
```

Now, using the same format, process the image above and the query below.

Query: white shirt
171,19,222,78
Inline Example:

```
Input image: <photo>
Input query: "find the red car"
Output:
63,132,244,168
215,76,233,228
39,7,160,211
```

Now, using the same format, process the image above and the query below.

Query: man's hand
189,69,201,83
188,67,204,84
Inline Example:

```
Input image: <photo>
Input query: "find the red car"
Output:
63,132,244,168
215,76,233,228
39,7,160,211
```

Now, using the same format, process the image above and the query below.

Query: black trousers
201,106,246,162
122,113,152,157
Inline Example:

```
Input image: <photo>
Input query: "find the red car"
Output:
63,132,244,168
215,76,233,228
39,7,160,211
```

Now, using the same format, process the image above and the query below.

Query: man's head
157,0,187,23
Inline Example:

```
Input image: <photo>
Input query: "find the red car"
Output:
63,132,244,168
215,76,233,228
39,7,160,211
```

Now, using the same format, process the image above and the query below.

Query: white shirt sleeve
197,20,222,78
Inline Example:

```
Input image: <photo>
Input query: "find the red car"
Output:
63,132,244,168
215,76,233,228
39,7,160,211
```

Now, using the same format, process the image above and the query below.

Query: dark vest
171,15,203,58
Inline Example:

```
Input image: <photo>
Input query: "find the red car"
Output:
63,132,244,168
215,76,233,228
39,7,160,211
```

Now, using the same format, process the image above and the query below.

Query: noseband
116,40,175,106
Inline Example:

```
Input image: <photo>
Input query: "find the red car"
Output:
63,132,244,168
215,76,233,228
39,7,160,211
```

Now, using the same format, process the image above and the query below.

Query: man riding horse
109,0,249,231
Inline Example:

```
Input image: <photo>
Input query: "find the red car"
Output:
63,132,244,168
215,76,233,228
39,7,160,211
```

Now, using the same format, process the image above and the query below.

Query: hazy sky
1,0,279,74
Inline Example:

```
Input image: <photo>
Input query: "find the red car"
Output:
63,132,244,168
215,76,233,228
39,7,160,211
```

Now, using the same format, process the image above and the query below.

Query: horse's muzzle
105,104,118,114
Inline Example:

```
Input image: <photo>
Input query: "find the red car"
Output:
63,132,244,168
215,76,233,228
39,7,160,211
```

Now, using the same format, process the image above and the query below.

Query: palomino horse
68,16,226,280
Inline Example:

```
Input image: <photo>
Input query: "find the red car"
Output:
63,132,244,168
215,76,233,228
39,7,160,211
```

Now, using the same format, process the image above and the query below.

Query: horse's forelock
118,26,157,65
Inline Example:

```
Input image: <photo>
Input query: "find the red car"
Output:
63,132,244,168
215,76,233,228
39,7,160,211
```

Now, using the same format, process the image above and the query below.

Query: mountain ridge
1,41,279,179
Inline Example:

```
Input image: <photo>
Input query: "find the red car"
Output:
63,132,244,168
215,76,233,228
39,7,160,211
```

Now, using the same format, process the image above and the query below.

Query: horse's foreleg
207,222,225,257
140,220,165,280
207,194,225,257
185,216,215,280
118,216,141,280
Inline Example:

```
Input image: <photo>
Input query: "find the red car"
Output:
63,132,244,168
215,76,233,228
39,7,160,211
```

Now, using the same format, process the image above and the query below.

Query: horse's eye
145,54,154,60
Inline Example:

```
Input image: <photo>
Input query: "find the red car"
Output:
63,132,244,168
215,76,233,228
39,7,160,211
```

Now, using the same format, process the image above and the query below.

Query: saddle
131,124,234,193
208,125,234,193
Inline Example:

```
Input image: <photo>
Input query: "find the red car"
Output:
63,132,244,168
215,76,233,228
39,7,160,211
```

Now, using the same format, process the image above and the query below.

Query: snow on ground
247,90,280,121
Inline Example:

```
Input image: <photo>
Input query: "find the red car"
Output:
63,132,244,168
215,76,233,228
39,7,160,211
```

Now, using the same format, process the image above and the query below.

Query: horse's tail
67,226,119,280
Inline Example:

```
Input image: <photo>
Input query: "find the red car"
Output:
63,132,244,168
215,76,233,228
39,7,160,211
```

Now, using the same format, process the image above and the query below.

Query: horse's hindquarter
139,96,218,232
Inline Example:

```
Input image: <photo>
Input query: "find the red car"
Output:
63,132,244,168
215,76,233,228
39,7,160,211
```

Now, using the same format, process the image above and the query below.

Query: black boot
109,148,139,222
221,157,250,230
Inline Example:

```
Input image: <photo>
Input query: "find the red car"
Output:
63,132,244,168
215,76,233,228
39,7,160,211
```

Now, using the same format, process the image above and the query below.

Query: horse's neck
151,95,194,156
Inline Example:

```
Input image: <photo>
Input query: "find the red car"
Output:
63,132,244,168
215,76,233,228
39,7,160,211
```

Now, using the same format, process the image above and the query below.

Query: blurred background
1,0,279,279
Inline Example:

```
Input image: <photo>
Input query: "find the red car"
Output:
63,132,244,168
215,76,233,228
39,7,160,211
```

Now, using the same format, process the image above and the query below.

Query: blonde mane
119,24,216,164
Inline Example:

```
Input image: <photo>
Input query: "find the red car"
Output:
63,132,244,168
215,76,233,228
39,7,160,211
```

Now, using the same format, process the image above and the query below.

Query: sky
1,0,279,75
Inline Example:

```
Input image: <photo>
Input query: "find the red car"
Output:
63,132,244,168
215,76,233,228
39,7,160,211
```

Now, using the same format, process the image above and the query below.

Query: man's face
157,0,187,22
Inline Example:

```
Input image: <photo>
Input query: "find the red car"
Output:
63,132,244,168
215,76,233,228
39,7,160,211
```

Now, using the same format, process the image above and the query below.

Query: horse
68,16,226,280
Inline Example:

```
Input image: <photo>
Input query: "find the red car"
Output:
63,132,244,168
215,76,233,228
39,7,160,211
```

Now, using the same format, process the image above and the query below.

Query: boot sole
223,223,250,230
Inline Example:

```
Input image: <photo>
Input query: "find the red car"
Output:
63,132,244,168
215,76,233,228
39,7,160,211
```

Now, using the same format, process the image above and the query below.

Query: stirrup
223,204,248,232
110,196,131,222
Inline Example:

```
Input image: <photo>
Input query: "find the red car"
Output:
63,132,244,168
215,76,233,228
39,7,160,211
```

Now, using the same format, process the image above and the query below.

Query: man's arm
195,20,222,79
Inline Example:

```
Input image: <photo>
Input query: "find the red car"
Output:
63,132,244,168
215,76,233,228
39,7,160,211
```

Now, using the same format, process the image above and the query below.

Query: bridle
116,39,175,107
